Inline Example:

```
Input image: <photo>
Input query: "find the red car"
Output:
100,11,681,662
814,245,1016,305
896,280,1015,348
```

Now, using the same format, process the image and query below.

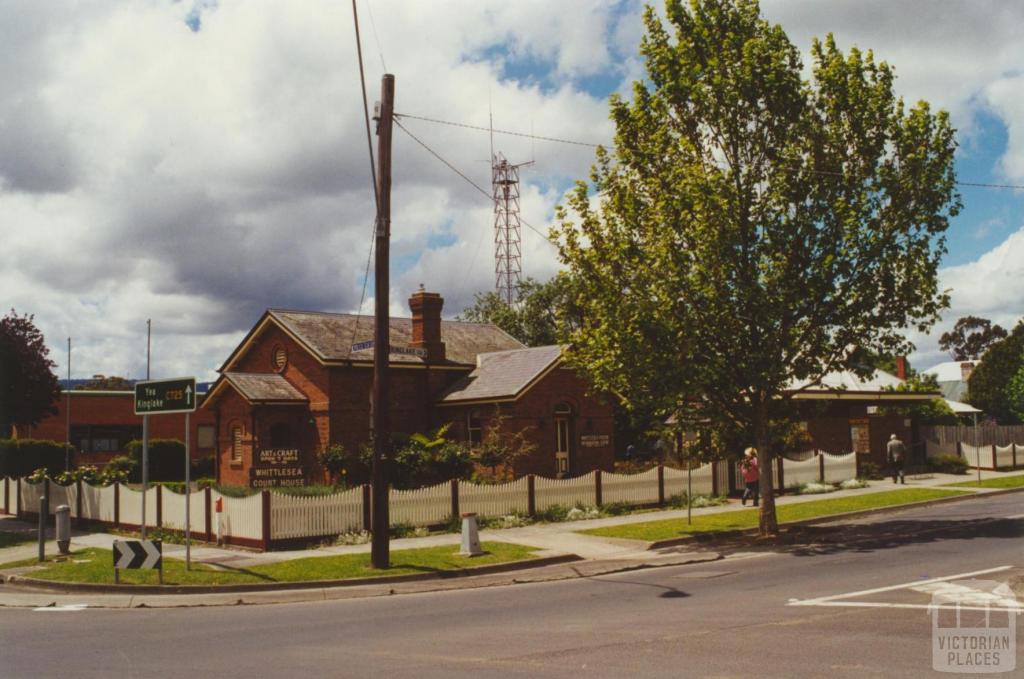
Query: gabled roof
203,373,307,407
220,309,524,372
922,360,978,383
789,369,937,400
438,345,564,405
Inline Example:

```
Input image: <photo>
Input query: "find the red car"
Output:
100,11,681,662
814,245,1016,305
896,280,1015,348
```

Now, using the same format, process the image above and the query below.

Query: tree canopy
553,0,959,534
967,321,1024,423
938,316,1008,361
0,310,62,438
457,274,582,347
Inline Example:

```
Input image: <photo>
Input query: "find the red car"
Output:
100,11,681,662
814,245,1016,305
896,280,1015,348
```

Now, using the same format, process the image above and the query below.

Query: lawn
943,474,1024,490
580,488,971,542
0,531,35,549
0,541,539,586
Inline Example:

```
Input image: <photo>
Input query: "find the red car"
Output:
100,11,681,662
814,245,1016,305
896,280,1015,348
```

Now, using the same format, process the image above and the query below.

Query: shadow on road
653,516,1023,560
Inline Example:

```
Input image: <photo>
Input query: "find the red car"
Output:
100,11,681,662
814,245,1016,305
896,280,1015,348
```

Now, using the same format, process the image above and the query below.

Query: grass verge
0,531,35,549
579,488,971,542
0,541,538,586
942,474,1024,490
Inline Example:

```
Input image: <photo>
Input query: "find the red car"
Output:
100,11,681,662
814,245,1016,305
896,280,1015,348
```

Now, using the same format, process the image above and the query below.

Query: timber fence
0,454,859,551
921,425,1024,471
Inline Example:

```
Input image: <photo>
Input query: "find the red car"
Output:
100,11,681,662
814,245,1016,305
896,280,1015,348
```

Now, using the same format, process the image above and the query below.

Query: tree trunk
755,396,778,536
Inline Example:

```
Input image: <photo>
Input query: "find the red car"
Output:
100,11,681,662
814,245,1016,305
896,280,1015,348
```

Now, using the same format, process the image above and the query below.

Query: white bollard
459,512,483,556
55,504,71,554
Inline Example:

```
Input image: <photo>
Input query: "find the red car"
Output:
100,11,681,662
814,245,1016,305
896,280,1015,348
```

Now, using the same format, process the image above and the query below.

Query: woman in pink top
740,447,759,506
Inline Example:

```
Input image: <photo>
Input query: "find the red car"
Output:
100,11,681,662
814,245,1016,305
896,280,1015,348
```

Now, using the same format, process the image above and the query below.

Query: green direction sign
134,377,197,415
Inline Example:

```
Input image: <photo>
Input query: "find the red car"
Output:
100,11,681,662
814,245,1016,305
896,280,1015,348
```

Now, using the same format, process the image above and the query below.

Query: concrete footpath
1,469,1022,608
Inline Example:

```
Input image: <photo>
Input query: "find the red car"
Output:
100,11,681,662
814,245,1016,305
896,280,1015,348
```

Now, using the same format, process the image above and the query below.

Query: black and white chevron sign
113,540,162,570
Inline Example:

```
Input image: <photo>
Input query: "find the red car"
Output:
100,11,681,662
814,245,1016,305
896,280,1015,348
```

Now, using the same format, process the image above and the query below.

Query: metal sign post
134,376,197,542
185,412,191,570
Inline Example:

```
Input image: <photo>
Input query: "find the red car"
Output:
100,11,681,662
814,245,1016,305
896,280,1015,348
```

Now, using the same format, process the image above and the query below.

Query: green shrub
274,484,337,497
125,439,186,482
214,484,256,498
601,501,633,516
0,439,74,478
534,504,570,522
858,462,885,480
928,454,969,475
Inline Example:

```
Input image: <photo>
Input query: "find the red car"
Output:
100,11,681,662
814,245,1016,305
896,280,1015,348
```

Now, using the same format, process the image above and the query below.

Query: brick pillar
362,484,371,531
156,484,163,528
527,474,536,517
204,486,212,542
261,490,271,551
114,482,120,528
658,464,666,506
450,479,459,519
594,469,602,507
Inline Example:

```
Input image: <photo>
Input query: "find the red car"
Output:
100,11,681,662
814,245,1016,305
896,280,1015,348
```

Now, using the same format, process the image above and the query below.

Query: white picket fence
0,453,862,549
271,488,363,540
995,445,1015,469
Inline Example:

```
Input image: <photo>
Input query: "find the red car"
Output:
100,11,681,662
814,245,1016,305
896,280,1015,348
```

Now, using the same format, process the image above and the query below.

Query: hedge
125,439,187,482
0,439,75,478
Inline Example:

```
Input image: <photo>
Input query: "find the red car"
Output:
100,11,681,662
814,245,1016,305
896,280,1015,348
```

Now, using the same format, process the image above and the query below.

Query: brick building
14,390,217,466
202,289,615,488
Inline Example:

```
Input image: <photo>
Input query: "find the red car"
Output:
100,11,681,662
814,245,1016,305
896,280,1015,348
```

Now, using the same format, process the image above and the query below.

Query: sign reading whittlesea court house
134,377,198,415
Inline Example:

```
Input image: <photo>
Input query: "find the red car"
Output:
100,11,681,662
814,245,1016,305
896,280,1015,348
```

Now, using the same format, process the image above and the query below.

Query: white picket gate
783,455,821,487
271,488,363,540
994,445,1015,469
388,482,451,527
821,452,857,484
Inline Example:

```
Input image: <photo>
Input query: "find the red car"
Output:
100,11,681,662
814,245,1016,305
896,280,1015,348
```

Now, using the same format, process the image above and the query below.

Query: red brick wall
439,366,615,478
14,392,216,465
216,388,253,487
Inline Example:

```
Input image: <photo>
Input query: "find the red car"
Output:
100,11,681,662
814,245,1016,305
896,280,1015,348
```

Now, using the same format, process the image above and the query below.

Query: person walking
887,433,906,484
740,447,759,506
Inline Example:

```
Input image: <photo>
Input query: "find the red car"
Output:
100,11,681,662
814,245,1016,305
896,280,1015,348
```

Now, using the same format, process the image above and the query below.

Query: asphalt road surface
2,492,1022,678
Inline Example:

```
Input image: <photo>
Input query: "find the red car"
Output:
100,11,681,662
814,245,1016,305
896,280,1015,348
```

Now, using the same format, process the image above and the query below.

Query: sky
3,0,1024,382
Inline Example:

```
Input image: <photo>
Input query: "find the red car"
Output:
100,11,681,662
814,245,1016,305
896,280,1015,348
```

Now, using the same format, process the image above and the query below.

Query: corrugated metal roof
440,345,564,403
268,310,524,366
223,373,307,403
788,369,906,393
922,360,979,383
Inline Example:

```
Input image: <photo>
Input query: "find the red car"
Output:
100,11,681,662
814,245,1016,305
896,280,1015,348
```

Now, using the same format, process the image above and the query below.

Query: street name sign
134,377,197,415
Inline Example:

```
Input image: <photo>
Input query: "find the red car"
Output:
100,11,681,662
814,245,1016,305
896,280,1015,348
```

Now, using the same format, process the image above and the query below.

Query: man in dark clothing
887,433,906,484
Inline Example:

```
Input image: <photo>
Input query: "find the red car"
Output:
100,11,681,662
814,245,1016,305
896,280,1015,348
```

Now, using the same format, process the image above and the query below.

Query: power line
363,0,387,72
393,118,558,248
395,111,1024,191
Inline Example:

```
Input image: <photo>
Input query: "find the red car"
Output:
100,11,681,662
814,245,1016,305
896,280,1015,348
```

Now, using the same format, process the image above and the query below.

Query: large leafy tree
967,321,1024,423
0,310,62,438
938,315,1008,361
458,274,582,347
553,0,959,534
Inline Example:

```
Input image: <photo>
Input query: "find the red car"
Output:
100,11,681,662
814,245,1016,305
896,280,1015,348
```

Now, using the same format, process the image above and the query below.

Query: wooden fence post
527,474,536,517
1013,443,1018,469
658,464,666,506
75,478,83,526
156,484,163,528
819,453,826,484
3,476,8,515
113,482,120,528
15,477,21,518
361,484,371,531
992,445,998,470
594,469,602,507
261,490,271,551
204,486,212,542
775,457,784,494
450,479,459,520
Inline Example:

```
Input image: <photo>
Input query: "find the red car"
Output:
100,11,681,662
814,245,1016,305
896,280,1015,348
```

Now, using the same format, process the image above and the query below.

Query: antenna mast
492,151,532,306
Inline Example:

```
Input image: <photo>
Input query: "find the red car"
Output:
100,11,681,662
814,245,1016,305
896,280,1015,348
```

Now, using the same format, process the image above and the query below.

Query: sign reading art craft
257,448,300,465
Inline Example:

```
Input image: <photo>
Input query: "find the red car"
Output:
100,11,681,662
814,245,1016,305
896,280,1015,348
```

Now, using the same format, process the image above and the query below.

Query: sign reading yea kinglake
134,377,197,415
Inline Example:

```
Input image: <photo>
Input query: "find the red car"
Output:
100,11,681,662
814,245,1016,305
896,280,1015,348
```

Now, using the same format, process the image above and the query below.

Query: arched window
554,403,572,454
231,425,243,463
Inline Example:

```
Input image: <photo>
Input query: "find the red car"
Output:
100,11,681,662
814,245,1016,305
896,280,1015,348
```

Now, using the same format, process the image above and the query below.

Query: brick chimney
894,356,907,381
960,361,974,382
409,286,446,362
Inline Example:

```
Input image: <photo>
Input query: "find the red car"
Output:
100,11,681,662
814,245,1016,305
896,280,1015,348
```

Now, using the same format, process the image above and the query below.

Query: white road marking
788,565,1012,607
911,581,1020,609
790,601,1021,613
33,604,89,612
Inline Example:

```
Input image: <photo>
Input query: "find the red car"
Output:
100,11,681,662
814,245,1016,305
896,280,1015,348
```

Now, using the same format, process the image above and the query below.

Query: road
2,492,1021,678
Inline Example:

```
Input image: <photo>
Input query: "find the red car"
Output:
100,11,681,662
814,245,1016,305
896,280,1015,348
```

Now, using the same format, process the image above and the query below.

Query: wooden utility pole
371,73,394,569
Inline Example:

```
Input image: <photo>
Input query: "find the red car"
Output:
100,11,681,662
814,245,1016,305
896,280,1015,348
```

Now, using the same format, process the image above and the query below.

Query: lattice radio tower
491,141,533,306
